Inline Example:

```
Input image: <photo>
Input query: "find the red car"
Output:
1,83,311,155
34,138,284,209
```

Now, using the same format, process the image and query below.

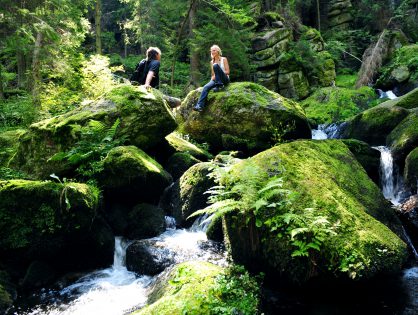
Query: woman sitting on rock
193,45,230,112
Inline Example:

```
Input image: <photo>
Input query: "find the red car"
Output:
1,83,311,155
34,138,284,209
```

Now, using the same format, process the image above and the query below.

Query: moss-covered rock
387,110,418,163
165,132,212,160
165,152,201,181
302,86,377,124
404,147,418,192
98,146,172,204
131,261,260,315
0,270,14,314
10,84,177,179
0,129,26,167
0,179,114,272
178,82,311,153
341,139,381,184
221,140,407,282
159,162,215,227
376,44,418,92
342,102,409,145
125,203,166,239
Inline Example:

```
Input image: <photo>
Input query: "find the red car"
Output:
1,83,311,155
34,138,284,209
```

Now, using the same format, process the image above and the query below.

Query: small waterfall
113,236,128,269
311,122,347,140
377,89,398,100
373,146,403,205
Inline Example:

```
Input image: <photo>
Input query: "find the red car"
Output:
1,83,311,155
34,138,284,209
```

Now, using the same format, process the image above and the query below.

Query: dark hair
146,47,161,60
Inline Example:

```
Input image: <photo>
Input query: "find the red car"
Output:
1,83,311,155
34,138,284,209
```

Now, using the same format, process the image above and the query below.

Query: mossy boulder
165,152,201,181
302,86,377,124
404,148,418,192
125,203,166,239
376,44,418,92
341,139,381,184
0,179,114,272
222,140,407,282
387,110,418,163
165,132,212,161
98,146,172,205
159,162,215,227
0,129,26,167
341,102,409,145
11,85,177,179
131,261,259,315
178,82,311,153
0,270,14,314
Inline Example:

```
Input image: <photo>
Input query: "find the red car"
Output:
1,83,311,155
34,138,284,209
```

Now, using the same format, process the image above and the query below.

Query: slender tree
95,0,103,54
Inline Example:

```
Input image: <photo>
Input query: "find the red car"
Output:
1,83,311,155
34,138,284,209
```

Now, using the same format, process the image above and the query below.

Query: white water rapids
19,216,226,315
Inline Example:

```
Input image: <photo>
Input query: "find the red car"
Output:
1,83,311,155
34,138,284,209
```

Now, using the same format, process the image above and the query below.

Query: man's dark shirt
145,60,160,88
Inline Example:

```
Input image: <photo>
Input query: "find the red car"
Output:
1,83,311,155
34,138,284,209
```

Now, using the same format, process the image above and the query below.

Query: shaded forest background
0,0,417,119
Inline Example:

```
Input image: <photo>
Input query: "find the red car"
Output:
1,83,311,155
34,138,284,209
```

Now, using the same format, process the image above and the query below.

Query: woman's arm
210,60,215,80
223,57,230,76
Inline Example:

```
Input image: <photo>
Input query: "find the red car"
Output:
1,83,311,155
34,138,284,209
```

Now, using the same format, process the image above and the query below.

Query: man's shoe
213,84,224,92
193,105,203,112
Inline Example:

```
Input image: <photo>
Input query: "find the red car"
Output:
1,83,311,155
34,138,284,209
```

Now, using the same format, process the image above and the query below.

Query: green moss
132,262,260,315
335,74,357,88
377,44,418,87
0,179,98,250
404,147,418,191
165,132,212,160
387,110,418,160
166,152,201,181
179,82,311,153
343,103,410,145
302,86,377,124
0,129,26,167
223,140,407,281
393,88,418,109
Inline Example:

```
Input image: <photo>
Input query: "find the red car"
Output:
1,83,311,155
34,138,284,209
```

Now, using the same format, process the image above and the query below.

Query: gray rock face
328,0,353,29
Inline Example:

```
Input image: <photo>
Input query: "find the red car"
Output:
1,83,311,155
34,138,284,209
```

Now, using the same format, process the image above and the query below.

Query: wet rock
126,203,166,239
165,152,201,181
404,148,418,192
126,240,174,276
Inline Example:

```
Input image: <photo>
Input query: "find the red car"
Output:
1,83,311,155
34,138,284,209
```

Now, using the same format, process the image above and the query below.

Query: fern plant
49,118,125,178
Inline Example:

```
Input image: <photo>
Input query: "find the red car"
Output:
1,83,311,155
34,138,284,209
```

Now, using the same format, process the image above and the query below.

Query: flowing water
377,89,398,100
14,216,226,315
311,122,347,140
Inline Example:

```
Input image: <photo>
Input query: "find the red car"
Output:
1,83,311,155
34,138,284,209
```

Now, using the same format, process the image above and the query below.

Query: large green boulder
160,162,215,227
0,179,114,272
10,85,177,178
404,147,418,192
178,82,311,153
302,86,377,124
131,261,260,315
165,132,212,161
387,110,418,163
341,102,409,145
220,140,407,282
97,145,172,205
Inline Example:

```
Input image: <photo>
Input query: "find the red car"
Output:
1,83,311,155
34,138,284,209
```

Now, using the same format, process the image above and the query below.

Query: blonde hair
210,45,222,56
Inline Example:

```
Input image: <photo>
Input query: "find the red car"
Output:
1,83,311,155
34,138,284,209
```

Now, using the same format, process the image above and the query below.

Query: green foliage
335,74,357,88
0,167,30,180
202,265,261,315
192,159,339,262
49,119,125,178
0,95,37,129
81,54,118,100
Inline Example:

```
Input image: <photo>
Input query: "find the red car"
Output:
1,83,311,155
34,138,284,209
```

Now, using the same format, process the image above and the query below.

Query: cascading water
377,89,398,100
373,145,403,205
17,217,226,315
311,122,347,140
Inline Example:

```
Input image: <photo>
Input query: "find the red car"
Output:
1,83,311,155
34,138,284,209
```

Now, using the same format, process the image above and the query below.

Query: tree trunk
32,31,43,107
189,0,200,87
17,51,26,88
316,0,321,31
95,0,102,54
170,0,197,87
0,65,4,100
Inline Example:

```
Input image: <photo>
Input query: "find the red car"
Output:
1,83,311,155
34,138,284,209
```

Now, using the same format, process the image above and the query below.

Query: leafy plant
50,174,77,211
49,118,125,179
203,265,262,315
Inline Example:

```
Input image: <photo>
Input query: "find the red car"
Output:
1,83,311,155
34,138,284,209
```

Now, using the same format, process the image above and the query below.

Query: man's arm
144,71,154,89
